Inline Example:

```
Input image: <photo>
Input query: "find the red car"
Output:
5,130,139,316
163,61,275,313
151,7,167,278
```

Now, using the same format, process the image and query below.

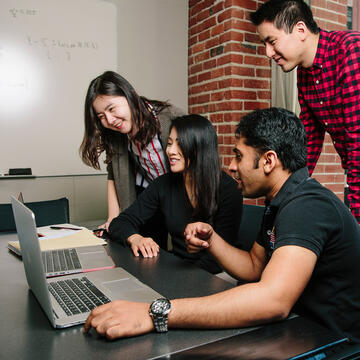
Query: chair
0,197,70,232
237,204,264,252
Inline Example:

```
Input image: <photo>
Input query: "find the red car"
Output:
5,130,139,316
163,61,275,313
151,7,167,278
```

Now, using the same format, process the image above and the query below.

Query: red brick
218,124,233,133
211,68,224,78
314,8,338,22
205,38,220,49
225,65,255,76
203,58,217,70
190,1,206,17
257,90,271,100
211,24,225,37
323,164,344,174
189,63,203,75
198,71,212,82
245,32,261,44
230,19,257,32
191,43,205,54
195,51,210,62
189,35,198,47
327,2,347,14
224,42,256,54
244,101,269,110
244,55,270,67
231,89,257,100
197,9,211,23
203,16,217,30
244,78,270,89
210,113,224,122
218,8,233,23
188,75,198,86
224,112,243,122
225,0,257,10
256,68,271,78
211,2,224,15
203,80,219,91
311,0,327,8
199,29,211,42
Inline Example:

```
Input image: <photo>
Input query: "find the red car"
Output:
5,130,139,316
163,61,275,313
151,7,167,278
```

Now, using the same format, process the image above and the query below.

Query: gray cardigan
107,104,184,210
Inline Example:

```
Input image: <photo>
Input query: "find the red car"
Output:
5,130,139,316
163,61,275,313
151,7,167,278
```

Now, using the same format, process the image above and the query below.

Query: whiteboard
0,0,117,176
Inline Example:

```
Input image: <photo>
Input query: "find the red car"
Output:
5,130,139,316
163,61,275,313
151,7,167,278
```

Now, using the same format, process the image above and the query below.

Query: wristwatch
149,298,172,333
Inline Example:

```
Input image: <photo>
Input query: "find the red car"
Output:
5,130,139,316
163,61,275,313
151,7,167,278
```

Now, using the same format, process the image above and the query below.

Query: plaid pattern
297,29,360,223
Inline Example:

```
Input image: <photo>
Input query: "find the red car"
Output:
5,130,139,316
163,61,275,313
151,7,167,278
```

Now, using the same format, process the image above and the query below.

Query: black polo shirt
257,167,360,343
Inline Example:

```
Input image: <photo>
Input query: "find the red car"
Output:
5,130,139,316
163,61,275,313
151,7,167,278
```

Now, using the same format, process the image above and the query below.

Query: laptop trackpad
102,278,161,302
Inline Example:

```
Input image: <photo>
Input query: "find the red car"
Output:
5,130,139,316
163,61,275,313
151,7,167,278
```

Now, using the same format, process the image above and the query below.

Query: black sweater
109,171,243,273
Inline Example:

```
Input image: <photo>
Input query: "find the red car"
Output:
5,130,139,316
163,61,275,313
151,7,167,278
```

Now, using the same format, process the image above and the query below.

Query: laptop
13,191,115,277
11,196,162,328
41,245,115,278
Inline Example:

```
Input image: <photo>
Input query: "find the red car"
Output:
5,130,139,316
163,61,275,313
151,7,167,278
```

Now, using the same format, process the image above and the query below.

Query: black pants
136,185,169,250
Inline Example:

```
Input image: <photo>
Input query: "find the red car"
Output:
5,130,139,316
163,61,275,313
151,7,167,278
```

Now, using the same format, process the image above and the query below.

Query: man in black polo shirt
84,108,360,344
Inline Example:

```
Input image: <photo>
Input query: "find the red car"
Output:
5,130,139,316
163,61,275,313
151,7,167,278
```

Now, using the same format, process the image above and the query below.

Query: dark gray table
0,231,350,360
0,232,254,360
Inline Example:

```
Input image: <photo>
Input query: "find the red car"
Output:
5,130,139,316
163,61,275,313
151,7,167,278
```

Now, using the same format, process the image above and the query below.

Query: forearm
168,283,287,329
107,180,120,220
208,231,263,282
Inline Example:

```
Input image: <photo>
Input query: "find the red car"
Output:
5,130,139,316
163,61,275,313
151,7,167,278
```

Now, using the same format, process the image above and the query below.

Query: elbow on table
267,303,292,323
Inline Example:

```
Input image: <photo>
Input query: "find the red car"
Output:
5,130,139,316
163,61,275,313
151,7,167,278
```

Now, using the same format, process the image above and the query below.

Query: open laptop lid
17,192,24,203
11,196,56,327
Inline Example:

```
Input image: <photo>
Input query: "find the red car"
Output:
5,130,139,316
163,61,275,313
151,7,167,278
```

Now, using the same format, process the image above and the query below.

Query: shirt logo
267,227,275,250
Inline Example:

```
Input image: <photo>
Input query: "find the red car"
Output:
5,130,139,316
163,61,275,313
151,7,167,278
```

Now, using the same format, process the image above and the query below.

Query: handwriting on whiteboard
9,8,38,18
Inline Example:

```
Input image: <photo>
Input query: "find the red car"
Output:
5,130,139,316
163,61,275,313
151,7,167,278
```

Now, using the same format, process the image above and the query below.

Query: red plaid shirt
297,29,360,224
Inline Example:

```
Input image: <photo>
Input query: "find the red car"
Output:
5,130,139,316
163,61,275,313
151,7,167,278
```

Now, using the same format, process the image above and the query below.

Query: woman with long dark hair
80,71,184,247
108,114,243,274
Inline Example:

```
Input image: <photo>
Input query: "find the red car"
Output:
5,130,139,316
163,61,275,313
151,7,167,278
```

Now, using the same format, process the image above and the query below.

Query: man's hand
127,234,160,258
184,222,213,253
83,300,153,340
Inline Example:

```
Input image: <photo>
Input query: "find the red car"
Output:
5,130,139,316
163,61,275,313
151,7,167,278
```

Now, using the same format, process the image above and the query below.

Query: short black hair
235,108,307,172
250,0,319,34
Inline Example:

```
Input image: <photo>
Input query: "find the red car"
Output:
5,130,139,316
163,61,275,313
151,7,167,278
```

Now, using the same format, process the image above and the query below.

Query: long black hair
80,71,169,169
170,114,221,222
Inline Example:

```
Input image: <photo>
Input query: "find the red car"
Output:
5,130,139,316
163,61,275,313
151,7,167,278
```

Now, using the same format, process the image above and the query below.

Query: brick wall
188,0,348,204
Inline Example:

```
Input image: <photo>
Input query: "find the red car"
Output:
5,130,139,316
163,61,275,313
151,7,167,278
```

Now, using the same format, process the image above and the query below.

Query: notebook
11,196,162,328
8,223,115,277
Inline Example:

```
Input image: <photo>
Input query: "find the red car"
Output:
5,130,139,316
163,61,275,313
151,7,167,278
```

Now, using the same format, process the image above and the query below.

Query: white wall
0,0,188,223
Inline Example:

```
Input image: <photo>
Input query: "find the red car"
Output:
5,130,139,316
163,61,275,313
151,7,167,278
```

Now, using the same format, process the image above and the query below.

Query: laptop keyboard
48,277,111,316
42,248,82,274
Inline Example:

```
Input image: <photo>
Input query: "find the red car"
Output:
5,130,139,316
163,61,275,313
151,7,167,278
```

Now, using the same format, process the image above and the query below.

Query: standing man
83,108,360,343
250,0,360,223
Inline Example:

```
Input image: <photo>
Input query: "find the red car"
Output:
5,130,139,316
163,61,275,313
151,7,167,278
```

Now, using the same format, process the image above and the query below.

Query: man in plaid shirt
251,0,360,224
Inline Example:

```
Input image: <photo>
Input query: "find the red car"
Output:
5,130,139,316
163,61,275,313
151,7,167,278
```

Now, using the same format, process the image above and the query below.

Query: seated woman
108,114,243,274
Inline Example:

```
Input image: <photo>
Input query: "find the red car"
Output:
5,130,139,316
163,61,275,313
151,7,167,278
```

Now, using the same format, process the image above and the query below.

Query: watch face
151,298,171,315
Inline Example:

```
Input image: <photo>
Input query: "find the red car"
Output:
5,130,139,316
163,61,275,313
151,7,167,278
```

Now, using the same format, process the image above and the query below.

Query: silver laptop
11,196,162,328
41,245,115,278
14,192,115,277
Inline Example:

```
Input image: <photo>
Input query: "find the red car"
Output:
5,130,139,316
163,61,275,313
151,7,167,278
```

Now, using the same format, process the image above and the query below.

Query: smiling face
92,95,135,135
229,136,267,199
257,21,305,73
166,127,186,173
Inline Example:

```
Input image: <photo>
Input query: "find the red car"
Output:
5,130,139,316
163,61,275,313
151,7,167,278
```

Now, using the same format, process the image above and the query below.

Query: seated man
83,107,360,344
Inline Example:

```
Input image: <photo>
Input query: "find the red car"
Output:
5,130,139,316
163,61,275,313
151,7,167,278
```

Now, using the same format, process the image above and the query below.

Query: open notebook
8,226,106,256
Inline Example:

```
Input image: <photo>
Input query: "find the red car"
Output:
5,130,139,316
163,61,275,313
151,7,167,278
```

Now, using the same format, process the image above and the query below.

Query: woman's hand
127,234,160,258
94,220,112,238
